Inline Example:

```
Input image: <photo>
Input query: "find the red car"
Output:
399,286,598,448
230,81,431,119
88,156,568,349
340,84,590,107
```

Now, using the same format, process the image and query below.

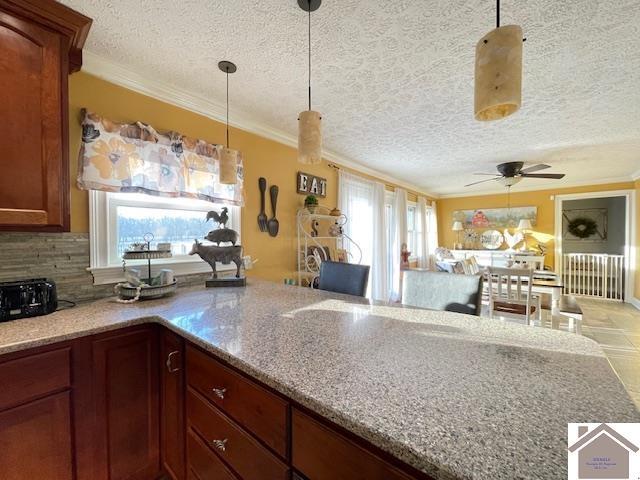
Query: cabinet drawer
0,347,70,410
187,428,237,480
187,387,289,480
292,409,416,480
186,345,287,457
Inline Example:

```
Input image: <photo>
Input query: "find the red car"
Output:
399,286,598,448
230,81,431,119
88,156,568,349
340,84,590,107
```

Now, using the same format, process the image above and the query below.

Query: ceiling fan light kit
474,0,523,121
298,0,323,164
218,60,240,184
464,161,566,188
499,176,522,187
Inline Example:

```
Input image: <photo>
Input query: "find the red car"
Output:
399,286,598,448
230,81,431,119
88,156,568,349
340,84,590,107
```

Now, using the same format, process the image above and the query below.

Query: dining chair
402,271,483,316
486,266,542,325
317,261,370,297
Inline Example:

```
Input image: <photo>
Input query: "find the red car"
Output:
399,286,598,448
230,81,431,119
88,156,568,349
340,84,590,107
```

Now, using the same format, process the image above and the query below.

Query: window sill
88,258,236,285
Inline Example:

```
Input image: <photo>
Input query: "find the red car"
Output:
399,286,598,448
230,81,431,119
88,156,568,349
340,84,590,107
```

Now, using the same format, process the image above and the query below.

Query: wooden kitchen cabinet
186,345,288,458
161,329,186,480
292,409,417,480
0,0,91,230
0,325,431,480
0,392,74,480
91,326,161,480
0,346,74,480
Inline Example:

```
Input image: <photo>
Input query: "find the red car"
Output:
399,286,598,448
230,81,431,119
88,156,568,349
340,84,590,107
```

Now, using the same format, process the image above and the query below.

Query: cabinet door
0,391,73,480
161,329,185,480
0,9,68,230
92,327,160,480
292,409,417,480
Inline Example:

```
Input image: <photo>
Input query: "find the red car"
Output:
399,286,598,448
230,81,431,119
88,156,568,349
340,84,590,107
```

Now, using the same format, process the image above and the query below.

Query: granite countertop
0,279,637,479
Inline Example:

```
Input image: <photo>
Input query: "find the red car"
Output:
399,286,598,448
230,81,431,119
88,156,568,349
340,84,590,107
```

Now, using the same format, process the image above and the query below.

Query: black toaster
0,278,58,322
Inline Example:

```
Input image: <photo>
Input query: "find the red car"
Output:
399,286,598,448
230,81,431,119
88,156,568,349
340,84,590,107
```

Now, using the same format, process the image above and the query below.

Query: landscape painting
453,206,537,229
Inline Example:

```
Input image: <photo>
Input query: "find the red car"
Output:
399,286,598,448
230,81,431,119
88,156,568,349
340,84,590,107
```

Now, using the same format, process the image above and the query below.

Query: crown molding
631,169,640,181
81,51,432,197
435,175,636,199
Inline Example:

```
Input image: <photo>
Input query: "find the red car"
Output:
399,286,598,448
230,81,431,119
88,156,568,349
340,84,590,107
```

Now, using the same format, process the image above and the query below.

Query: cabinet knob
210,438,228,452
212,387,227,399
165,350,180,373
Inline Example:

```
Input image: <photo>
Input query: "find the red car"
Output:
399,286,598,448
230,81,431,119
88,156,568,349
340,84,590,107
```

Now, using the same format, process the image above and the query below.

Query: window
89,191,241,284
406,205,417,258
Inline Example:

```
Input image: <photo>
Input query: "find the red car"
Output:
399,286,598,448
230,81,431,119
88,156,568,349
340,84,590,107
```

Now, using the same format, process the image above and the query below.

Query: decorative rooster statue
205,207,229,229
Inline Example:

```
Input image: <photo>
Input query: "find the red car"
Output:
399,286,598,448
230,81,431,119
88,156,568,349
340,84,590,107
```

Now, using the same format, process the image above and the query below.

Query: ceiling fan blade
472,173,502,176
520,173,566,179
464,177,501,187
520,164,551,174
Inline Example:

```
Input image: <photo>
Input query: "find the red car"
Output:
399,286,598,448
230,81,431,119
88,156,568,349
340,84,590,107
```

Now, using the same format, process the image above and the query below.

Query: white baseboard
628,297,640,310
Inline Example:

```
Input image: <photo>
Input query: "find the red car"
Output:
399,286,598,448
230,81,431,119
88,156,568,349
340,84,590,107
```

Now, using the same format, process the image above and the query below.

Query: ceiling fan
464,161,566,187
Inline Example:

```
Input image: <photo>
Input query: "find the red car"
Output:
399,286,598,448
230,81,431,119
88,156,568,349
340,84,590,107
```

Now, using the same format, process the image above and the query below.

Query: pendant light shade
298,110,322,164
219,147,238,184
218,60,239,184
297,0,323,164
474,1,523,121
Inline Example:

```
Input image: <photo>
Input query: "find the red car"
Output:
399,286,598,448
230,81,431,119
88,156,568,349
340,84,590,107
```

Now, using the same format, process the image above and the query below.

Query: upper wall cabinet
0,0,91,231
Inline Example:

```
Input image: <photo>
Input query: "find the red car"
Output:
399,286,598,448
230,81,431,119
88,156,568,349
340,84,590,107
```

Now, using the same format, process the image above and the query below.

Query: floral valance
77,109,244,206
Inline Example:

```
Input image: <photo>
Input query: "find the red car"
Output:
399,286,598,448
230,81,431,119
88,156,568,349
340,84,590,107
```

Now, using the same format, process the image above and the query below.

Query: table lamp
517,219,532,251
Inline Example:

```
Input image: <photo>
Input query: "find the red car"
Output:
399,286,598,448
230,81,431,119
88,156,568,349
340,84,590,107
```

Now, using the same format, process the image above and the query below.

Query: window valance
76,109,244,206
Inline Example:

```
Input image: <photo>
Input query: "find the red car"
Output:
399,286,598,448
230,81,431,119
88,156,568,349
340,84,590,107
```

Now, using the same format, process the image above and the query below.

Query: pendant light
297,0,322,164
218,60,239,184
474,0,524,121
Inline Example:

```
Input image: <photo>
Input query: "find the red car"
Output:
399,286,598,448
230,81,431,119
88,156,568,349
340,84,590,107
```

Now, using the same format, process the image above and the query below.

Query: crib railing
562,253,625,301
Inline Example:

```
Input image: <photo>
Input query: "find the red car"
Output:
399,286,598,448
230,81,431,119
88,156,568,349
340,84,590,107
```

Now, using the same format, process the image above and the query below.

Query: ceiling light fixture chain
308,0,311,111
217,60,238,184
507,184,511,225
297,0,323,165
226,65,230,148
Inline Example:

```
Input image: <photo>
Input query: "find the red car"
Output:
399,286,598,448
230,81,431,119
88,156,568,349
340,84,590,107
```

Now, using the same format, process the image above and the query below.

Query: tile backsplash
0,233,210,303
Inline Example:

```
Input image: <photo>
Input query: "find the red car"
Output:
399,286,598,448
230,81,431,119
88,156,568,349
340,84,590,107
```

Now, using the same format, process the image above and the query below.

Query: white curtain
417,196,430,268
426,200,439,268
390,188,408,301
338,171,388,300
371,182,388,300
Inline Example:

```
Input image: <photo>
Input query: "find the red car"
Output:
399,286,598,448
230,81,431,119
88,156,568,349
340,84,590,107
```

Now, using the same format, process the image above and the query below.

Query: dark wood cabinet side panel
0,391,73,480
92,326,160,480
161,329,186,480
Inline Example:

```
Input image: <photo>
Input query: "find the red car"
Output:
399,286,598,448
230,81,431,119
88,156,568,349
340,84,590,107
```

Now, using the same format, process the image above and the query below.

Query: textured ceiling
60,0,640,195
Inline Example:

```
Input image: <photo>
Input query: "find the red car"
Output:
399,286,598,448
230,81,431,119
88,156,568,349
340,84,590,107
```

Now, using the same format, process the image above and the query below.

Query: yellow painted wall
68,72,428,283
636,180,640,299
437,182,635,270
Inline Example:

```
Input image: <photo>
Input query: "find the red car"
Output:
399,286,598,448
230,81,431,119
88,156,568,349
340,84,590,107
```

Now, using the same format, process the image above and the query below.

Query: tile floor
576,298,640,409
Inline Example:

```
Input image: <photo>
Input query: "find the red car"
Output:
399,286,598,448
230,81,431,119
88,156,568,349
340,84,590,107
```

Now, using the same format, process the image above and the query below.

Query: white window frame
89,190,241,285
406,201,419,262
384,192,419,267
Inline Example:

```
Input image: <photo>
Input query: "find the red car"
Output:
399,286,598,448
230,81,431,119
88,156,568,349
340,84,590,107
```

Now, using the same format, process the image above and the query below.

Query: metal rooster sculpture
205,207,229,229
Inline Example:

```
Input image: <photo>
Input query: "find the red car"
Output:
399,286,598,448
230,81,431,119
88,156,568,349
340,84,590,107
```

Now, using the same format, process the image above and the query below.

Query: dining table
414,265,567,328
